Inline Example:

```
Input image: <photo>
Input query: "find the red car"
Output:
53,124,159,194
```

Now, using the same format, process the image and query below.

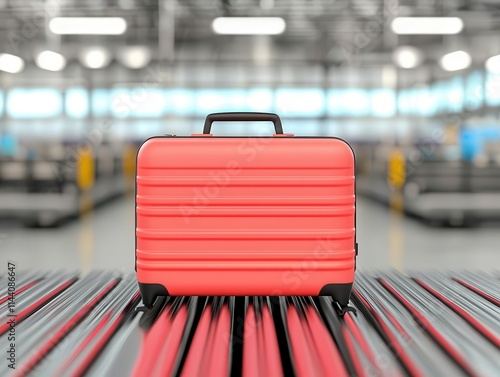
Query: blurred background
1,0,499,273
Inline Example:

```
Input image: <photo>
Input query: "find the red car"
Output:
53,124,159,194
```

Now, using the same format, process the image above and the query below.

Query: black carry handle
203,112,283,134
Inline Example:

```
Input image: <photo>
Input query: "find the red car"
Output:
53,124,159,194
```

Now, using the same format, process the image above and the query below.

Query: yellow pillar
387,148,406,270
77,147,95,274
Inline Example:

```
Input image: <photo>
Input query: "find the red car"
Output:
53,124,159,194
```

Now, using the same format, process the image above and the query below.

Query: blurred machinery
357,123,500,226
0,140,137,226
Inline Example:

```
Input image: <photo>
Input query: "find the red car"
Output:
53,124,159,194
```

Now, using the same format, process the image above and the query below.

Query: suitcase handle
203,112,283,134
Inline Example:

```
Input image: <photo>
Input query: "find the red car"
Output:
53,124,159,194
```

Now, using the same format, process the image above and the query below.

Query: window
327,89,370,117
110,88,166,118
464,70,483,110
371,89,396,117
275,88,325,117
195,89,248,115
485,72,500,107
92,89,110,117
165,89,195,115
447,76,464,113
7,88,63,118
66,88,89,119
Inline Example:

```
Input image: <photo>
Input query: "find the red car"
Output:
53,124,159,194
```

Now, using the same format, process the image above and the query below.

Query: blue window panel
370,89,395,117
326,90,344,116
397,90,410,115
447,76,464,113
403,89,414,115
410,89,421,116
194,89,223,115
464,70,483,110
485,72,500,107
282,119,322,134
192,88,273,115
129,88,166,117
428,80,447,114
66,88,89,119
436,80,450,114
7,88,63,118
415,87,435,116
246,88,273,112
165,89,195,115
399,88,434,116
404,89,417,116
110,88,166,118
275,88,325,117
341,89,370,116
327,89,369,117
92,89,110,117
430,83,442,114
430,83,440,114
371,89,396,117
110,88,131,118
195,89,248,115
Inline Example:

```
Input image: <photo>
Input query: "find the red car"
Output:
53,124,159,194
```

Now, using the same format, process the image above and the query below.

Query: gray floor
1,195,499,273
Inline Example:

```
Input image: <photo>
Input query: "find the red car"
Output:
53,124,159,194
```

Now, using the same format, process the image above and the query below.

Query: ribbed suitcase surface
136,113,356,307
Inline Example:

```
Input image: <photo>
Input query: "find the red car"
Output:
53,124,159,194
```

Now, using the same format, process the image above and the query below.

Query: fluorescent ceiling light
118,46,151,69
486,54,500,74
49,17,127,35
393,46,423,69
0,53,24,73
391,17,463,35
212,17,285,35
440,50,471,72
80,47,112,69
36,50,66,71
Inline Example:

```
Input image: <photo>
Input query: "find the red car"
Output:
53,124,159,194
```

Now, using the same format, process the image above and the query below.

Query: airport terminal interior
1,0,500,376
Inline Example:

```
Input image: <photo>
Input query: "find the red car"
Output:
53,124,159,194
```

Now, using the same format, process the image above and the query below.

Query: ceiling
0,0,500,77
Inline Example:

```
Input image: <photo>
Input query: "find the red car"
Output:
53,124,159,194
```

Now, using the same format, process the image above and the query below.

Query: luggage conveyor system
2,271,500,376
356,143,500,226
0,143,138,226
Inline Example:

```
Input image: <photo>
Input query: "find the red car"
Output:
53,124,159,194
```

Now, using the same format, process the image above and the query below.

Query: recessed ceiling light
485,54,500,74
212,17,286,35
79,47,112,69
393,46,423,69
0,53,24,73
50,17,127,35
118,46,151,69
391,17,463,35
440,50,471,71
36,50,66,72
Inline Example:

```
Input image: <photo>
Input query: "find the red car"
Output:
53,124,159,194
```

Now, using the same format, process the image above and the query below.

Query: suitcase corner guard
318,282,353,306
139,282,169,308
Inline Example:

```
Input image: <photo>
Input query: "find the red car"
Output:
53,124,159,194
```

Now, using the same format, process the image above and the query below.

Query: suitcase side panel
136,137,355,298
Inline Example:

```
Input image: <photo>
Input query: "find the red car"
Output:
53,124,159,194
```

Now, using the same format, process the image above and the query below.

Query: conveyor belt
1,271,500,376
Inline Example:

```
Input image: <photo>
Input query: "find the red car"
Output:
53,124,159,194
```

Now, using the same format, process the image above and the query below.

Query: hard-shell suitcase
136,113,357,307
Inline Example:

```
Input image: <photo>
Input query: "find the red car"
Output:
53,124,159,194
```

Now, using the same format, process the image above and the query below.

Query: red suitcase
136,113,357,307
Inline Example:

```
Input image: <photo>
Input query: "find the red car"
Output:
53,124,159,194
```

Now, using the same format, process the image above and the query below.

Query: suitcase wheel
139,282,169,308
319,283,353,306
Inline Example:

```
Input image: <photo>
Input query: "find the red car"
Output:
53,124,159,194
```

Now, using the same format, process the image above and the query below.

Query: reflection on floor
1,195,499,272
